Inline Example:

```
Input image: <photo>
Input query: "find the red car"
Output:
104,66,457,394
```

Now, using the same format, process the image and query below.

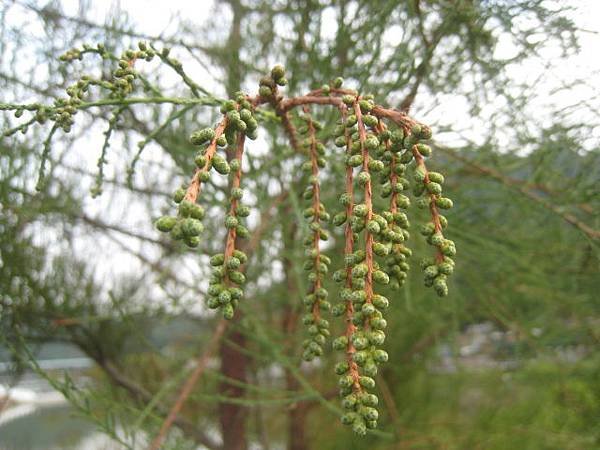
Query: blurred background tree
0,1,598,449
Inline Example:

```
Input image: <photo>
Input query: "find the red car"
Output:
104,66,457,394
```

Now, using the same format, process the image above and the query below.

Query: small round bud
259,85,272,97
173,188,185,203
271,64,286,80
436,197,454,209
156,216,177,232
210,254,225,266
373,270,389,285
225,215,239,229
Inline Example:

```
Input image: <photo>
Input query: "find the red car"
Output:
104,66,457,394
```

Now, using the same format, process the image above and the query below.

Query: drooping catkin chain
299,107,332,362
184,117,229,203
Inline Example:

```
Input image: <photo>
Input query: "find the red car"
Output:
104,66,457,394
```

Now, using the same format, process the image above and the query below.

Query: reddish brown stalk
376,121,398,214
223,133,246,267
412,146,444,263
281,95,344,111
305,108,322,321
340,106,361,390
354,100,374,305
184,117,229,203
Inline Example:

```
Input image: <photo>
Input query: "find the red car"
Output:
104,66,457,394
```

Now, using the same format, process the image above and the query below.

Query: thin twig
148,319,227,450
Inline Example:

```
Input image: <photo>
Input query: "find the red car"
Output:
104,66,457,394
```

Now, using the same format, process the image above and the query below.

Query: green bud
271,64,286,80
365,136,379,150
236,224,250,238
173,188,186,203
371,317,387,330
215,135,227,147
436,197,453,209
359,99,373,113
334,136,347,147
333,336,348,351
428,171,444,184
363,114,378,127
353,204,368,217
335,362,350,376
229,270,246,285
194,153,207,167
352,419,367,436
361,406,379,421
373,349,388,363
361,303,375,316
225,215,238,229
351,264,368,279
357,171,371,186
223,303,235,319
259,85,272,97
231,187,244,199
373,242,389,256
372,295,389,309
368,160,384,172
218,290,232,305
333,212,347,226
439,262,454,275
373,270,389,285
338,375,354,388
352,335,369,350
233,249,248,263
366,220,380,234
359,376,375,389
190,127,215,145
181,218,204,237
156,216,177,232
434,277,448,297
185,236,200,248
353,351,368,365
237,205,251,217
368,330,386,346
416,143,432,157
342,94,355,105
360,393,379,407
333,77,344,88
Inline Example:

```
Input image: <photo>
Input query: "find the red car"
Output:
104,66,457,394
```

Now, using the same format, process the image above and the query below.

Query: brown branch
145,188,284,449
223,133,246,267
95,358,221,450
305,108,322,322
412,145,445,263
341,105,361,390
437,145,600,241
184,116,229,203
354,100,375,304
148,319,227,450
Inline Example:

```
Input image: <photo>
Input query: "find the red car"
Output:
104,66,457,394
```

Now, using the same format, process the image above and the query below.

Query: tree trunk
219,2,249,449
219,314,249,450
282,218,310,450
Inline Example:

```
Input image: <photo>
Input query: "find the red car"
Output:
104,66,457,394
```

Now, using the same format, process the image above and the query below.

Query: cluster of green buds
329,89,392,434
408,126,456,297
219,92,259,141
298,110,332,361
373,123,413,289
155,192,205,248
258,64,287,99
207,111,253,319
